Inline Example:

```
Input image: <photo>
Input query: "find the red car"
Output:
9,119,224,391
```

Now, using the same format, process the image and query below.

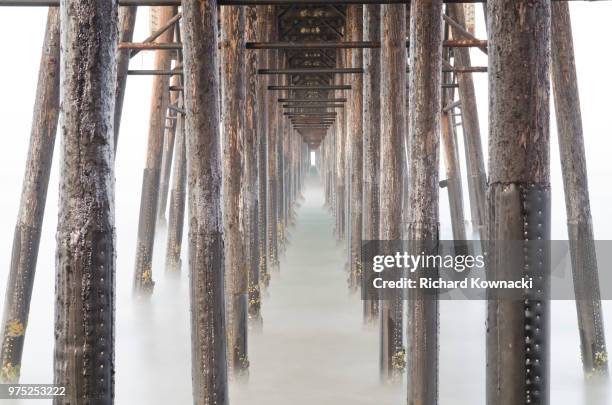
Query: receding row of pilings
317,1,608,404
0,1,609,404
0,1,312,403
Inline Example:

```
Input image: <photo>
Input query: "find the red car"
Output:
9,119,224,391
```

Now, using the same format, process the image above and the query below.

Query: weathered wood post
347,5,364,292
551,2,607,376
54,1,117,402
256,5,270,292
447,4,486,237
267,7,280,270
335,50,347,242
246,5,263,324
487,1,551,404
164,102,186,273
221,4,248,375
133,7,176,295
181,0,228,402
441,99,466,241
157,74,181,227
379,3,407,382
278,98,286,253
114,6,137,151
362,4,381,324
406,1,443,403
0,9,60,384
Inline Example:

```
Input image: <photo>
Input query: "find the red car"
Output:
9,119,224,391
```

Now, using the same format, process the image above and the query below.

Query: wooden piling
277,89,286,253
406,2,442,403
362,4,381,324
440,112,466,241
267,6,280,270
114,6,137,151
486,1,551,404
256,4,269,291
133,6,176,295
164,98,186,273
54,1,117,402
157,73,181,227
0,8,59,384
347,5,364,293
221,4,248,376
181,0,228,402
447,4,486,236
551,1,607,376
246,5,263,324
334,49,346,242
379,3,407,382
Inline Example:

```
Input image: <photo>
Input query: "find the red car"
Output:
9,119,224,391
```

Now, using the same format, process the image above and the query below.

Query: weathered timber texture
181,0,228,403
267,6,280,270
276,78,285,253
256,4,269,291
335,49,347,242
486,1,551,405
246,5,263,323
0,8,60,384
379,3,406,382
157,73,181,227
441,100,466,241
133,6,176,295
347,5,364,293
221,5,248,375
164,100,186,273
54,1,117,403
362,4,381,323
551,1,607,376
447,4,486,235
406,1,443,403
113,6,137,151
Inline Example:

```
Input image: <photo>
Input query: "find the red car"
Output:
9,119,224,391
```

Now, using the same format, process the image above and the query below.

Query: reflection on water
2,173,612,404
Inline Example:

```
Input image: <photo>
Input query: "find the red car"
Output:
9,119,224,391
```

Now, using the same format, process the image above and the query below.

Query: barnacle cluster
392,348,407,372
7,319,25,338
1,362,19,383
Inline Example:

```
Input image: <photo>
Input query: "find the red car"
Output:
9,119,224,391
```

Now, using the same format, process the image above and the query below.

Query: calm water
2,174,610,404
